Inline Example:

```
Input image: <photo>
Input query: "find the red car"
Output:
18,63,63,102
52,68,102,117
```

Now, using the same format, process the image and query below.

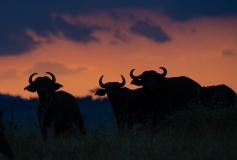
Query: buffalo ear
95,89,106,96
24,85,37,92
131,79,143,86
52,83,63,91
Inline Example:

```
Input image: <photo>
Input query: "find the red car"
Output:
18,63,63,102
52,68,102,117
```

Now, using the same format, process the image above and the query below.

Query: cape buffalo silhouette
24,72,85,140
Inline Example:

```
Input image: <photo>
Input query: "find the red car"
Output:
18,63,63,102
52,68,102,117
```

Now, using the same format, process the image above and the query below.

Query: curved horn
119,75,126,87
99,75,107,88
130,69,142,79
159,67,167,77
29,73,38,84
46,72,56,83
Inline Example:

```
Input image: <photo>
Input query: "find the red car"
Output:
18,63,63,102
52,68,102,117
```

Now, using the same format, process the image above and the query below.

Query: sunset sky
0,0,237,99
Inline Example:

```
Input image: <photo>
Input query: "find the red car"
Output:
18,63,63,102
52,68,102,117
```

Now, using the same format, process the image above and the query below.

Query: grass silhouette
1,104,237,160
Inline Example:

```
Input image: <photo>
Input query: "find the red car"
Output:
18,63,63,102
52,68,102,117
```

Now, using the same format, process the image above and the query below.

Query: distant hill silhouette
0,93,116,131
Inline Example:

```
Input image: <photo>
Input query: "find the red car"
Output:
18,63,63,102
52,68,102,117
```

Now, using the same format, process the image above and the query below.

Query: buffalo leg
117,122,125,133
38,113,49,141
41,128,48,141
54,121,63,138
151,114,158,127
127,123,134,133
75,118,86,134
116,117,125,133
54,122,72,138
58,121,73,138
127,117,134,133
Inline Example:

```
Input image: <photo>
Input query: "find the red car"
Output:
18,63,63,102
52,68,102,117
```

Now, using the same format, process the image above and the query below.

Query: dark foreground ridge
0,93,113,132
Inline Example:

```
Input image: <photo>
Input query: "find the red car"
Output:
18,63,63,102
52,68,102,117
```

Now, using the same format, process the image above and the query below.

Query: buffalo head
24,72,62,99
95,75,126,97
130,67,167,93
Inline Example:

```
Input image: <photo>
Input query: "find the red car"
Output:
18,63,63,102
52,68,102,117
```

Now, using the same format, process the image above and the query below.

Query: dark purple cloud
0,69,18,80
0,1,101,56
54,17,100,43
1,0,236,56
130,20,171,43
222,50,236,56
162,0,237,21
24,61,86,75
114,29,130,43
0,32,37,56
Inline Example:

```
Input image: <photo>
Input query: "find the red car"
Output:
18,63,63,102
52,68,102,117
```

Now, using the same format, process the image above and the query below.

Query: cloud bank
1,0,236,56
130,20,171,43
24,61,86,75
